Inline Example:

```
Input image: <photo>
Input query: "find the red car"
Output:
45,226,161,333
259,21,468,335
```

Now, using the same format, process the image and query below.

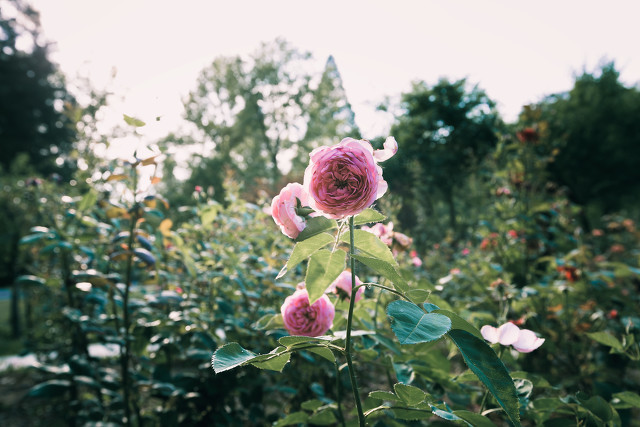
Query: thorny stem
346,216,366,426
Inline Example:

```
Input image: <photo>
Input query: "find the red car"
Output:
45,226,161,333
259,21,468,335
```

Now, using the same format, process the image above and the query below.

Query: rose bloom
271,183,309,239
281,289,335,337
303,137,396,219
328,270,365,302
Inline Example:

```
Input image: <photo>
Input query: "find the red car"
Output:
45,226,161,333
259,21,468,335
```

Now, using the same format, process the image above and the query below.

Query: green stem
334,359,346,427
346,216,365,426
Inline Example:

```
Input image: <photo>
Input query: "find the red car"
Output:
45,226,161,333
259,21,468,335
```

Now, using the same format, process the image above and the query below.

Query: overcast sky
25,0,640,155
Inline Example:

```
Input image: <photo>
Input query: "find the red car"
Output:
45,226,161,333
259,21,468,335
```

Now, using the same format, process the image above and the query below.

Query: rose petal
480,325,499,344
496,322,520,345
512,329,545,353
374,136,398,162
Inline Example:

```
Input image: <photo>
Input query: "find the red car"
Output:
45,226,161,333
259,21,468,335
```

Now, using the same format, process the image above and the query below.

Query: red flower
557,265,579,282
516,127,539,143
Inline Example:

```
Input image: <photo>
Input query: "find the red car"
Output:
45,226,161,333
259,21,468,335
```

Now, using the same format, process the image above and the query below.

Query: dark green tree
387,78,501,240
0,0,77,176
538,63,640,222
298,55,360,170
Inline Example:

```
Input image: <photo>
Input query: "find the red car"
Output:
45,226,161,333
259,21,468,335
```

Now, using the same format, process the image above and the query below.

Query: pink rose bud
281,289,335,337
412,256,422,267
271,183,309,239
394,232,412,248
328,270,364,302
303,137,394,219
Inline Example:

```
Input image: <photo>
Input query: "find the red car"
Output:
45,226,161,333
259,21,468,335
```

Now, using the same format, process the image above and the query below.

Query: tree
298,55,360,170
538,63,640,221
387,78,501,239
0,0,77,176
175,40,358,202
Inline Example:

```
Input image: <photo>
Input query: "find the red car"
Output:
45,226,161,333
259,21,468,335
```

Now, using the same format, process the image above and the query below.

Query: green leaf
278,335,331,347
211,342,256,373
301,399,324,411
342,229,397,265
305,347,335,362
307,408,337,425
353,208,386,225
77,188,98,212
27,380,72,398
274,411,308,426
612,391,640,408
15,275,45,286
305,249,346,304
433,309,483,340
123,114,146,127
199,204,219,226
390,407,431,420
352,254,408,292
277,233,334,279
406,289,430,304
447,329,520,427
369,390,401,402
587,331,624,352
19,233,52,245
295,216,337,242
453,410,495,427
251,349,291,372
386,300,451,344
394,383,427,405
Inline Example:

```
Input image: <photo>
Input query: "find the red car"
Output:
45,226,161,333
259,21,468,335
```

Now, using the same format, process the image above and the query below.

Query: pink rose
362,222,394,246
303,137,395,219
281,289,335,337
328,270,364,302
271,183,309,239
481,322,544,353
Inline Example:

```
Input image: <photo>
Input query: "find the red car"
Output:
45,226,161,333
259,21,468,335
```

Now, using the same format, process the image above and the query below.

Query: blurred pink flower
481,322,544,353
194,185,203,192
461,248,470,256
327,270,364,302
281,289,335,337
362,222,394,246
411,256,422,267
394,231,412,248
507,230,518,239
271,183,309,239
303,137,394,219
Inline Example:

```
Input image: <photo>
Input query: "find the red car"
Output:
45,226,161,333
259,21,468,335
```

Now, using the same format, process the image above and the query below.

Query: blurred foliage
0,0,77,177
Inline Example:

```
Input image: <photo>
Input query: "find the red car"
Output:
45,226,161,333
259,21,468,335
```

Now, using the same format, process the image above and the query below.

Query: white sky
26,0,640,159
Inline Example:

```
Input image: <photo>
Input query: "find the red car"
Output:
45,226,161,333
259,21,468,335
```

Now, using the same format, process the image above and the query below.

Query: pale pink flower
512,329,545,353
394,231,412,248
373,136,398,162
461,248,470,256
327,270,364,302
281,289,335,337
412,256,422,267
481,322,544,353
303,137,394,219
271,183,309,239
362,222,394,246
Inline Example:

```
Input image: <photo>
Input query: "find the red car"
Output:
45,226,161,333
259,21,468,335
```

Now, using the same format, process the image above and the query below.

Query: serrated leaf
353,208,386,225
123,114,146,127
341,229,397,266
406,289,430,304
394,383,427,405
447,329,520,426
433,309,483,340
387,300,451,344
369,390,401,402
278,233,334,279
305,249,346,304
278,335,331,347
352,254,408,292
295,216,338,242
211,342,256,373
305,347,335,362
251,352,290,372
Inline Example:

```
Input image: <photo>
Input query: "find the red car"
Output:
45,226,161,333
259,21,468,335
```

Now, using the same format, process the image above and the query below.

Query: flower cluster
480,322,545,353
271,137,398,238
